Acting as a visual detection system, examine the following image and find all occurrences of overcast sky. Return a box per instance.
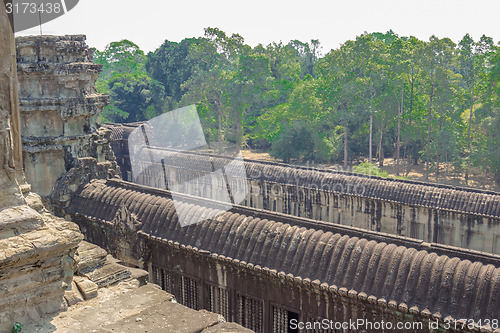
[15,0,500,54]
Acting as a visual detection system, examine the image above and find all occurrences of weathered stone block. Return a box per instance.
[75,240,107,274]
[0,205,43,238]
[73,276,98,300]
[128,267,149,287]
[0,215,82,331]
[64,280,84,306]
[16,35,118,200]
[84,261,131,288]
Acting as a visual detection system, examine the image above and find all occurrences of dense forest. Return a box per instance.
[93,29,500,187]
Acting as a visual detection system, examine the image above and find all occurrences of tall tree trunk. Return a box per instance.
[403,144,408,176]
[378,118,385,167]
[436,149,439,183]
[426,85,434,181]
[344,105,349,169]
[444,150,448,181]
[369,113,373,164]
[465,81,475,185]
[436,120,442,182]
[236,112,242,148]
[369,92,373,164]
[406,70,415,177]
[216,100,223,144]
[436,152,440,182]
[396,84,403,176]
[409,68,414,126]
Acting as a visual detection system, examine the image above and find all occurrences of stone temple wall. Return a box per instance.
[0,14,83,332]
[102,135,500,255]
[69,178,500,332]
[16,35,119,202]
[2,32,245,333]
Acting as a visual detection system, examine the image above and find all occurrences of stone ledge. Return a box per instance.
[64,281,84,306]
[73,276,98,300]
[19,94,107,107]
[75,241,107,274]
[0,215,83,332]
[20,95,108,119]
[82,260,131,288]
[17,62,102,75]
[16,35,90,65]
[24,283,251,333]
[0,205,43,238]
[0,214,82,268]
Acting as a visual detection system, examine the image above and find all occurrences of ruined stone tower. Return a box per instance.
[16,35,119,202]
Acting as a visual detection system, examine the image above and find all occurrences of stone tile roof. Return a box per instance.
[102,121,500,218]
[69,179,500,322]
[132,147,500,218]
[102,122,145,141]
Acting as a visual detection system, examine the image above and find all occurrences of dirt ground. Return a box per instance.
[241,149,500,192]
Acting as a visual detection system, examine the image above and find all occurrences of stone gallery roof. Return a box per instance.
[96,121,500,218]
[107,142,500,219]
[69,179,500,322]
[102,122,145,141]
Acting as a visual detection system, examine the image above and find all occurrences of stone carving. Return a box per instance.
[110,205,147,268]
[0,119,15,180]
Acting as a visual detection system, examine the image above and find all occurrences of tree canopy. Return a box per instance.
[93,30,500,187]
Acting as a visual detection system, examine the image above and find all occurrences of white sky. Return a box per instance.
[16,0,500,54]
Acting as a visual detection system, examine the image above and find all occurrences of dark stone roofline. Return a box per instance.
[152,146,500,197]
[69,178,500,322]
[128,146,500,218]
[107,178,500,267]
[102,121,500,196]
[101,122,500,198]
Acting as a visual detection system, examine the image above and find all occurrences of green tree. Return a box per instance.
[146,37,206,110]
[458,34,494,184]
[93,39,147,85]
[270,126,314,163]
[107,73,165,122]
[352,34,387,164]
[420,36,456,180]
[180,28,245,145]
[318,40,358,168]
[471,40,500,185]
[93,40,166,122]
[387,36,410,174]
